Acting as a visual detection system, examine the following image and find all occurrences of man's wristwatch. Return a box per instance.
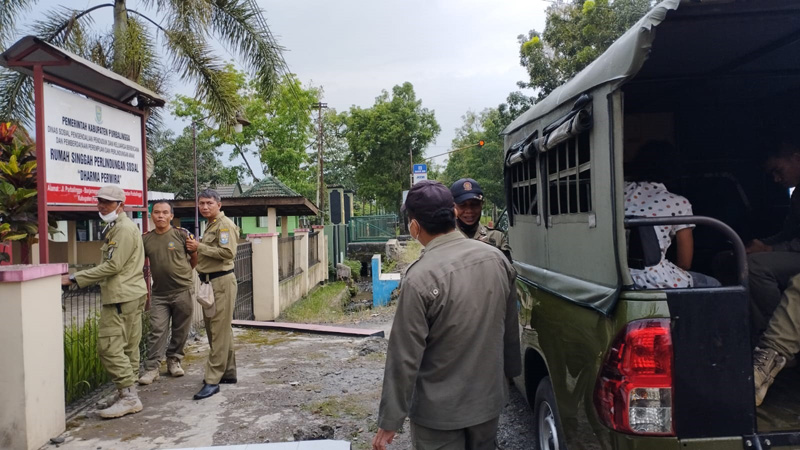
[69,274,76,284]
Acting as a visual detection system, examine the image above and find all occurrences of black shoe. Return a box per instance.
[193,383,220,400]
[220,377,237,384]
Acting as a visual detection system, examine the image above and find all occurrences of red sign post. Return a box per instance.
[1,36,165,263]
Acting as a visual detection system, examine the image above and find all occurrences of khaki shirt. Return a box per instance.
[75,213,147,304]
[459,223,512,261]
[196,212,239,274]
[377,231,521,431]
[143,226,194,295]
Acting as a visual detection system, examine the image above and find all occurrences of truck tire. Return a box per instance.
[534,376,567,450]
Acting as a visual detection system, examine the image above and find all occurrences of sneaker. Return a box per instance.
[754,347,787,406]
[137,368,160,385]
[98,386,143,419]
[167,358,185,377]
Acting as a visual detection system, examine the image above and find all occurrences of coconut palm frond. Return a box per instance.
[29,5,98,47]
[210,0,282,97]
[163,0,213,32]
[164,28,240,128]
[0,71,34,128]
[0,0,38,49]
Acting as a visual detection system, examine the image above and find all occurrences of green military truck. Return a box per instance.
[503,0,800,448]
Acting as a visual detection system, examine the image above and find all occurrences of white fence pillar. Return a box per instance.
[294,229,309,297]
[248,234,280,320]
[0,264,67,450]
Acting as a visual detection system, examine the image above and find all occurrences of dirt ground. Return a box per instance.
[46,307,534,450]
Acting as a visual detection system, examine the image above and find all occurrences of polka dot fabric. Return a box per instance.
[624,181,694,289]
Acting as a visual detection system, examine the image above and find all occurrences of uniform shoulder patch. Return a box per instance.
[177,227,195,240]
[220,230,230,245]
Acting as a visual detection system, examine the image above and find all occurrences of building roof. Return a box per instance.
[209,183,242,198]
[241,176,300,198]
[0,35,165,108]
[161,176,318,217]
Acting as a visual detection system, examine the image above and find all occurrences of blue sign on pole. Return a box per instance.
[412,164,428,185]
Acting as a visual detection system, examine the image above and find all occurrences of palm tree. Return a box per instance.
[0,0,283,129]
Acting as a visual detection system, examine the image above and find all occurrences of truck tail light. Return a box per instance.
[594,318,674,436]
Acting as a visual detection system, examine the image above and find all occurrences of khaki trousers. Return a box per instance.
[143,288,194,371]
[761,272,800,359]
[203,273,237,384]
[410,417,499,450]
[748,252,800,336]
[98,295,146,389]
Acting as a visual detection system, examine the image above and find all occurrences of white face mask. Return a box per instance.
[410,220,421,243]
[99,209,119,223]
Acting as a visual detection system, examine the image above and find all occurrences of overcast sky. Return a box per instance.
[23,0,547,171]
[258,0,547,163]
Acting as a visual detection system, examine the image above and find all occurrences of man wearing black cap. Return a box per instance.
[373,180,521,450]
[450,178,511,261]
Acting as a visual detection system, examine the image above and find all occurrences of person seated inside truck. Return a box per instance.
[746,136,800,337]
[753,271,800,406]
[624,140,721,289]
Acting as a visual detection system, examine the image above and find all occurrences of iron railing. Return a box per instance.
[278,236,296,281]
[308,231,320,267]
[348,214,398,242]
[233,241,254,320]
[62,284,108,405]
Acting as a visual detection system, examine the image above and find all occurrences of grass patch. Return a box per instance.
[279,282,350,323]
[121,433,142,442]
[304,395,371,419]
[63,313,109,404]
[343,260,362,281]
[399,241,422,264]
[364,352,386,363]
[381,258,397,274]
[237,329,293,346]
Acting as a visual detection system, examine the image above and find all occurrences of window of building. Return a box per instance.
[257,216,269,228]
[75,219,105,241]
[546,132,591,215]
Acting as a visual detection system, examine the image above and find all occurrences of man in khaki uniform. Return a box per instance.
[373,180,521,450]
[450,178,511,261]
[138,201,197,385]
[753,273,800,406]
[185,188,239,400]
[61,185,147,419]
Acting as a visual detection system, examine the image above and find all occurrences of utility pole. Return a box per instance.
[409,146,414,188]
[313,102,328,222]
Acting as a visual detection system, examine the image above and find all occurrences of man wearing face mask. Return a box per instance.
[373,180,521,450]
[450,178,511,262]
[61,185,147,419]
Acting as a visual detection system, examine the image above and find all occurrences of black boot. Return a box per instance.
[193,383,220,400]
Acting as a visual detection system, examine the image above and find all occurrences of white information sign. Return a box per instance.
[43,83,144,205]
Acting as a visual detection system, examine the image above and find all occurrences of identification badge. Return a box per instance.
[220,231,230,245]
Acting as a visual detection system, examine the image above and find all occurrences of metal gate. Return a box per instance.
[233,241,254,320]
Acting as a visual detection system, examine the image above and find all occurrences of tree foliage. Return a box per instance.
[518,0,653,100]
[441,92,534,211]
[345,82,440,212]
[0,0,283,131]
[321,109,357,192]
[172,67,320,201]
[147,128,240,199]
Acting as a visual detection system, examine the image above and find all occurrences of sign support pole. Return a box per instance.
[33,63,49,264]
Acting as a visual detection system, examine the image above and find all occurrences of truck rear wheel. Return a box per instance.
[534,376,566,450]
